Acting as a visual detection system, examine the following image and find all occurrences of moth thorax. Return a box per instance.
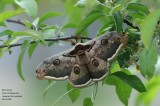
[78,50,85,55]
[76,52,89,64]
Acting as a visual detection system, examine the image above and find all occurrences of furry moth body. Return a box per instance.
[36,31,127,87]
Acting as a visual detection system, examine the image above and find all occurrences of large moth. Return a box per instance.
[36,31,127,87]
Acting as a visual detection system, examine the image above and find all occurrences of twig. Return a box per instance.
[0,36,92,48]
[6,19,39,30]
[123,19,140,31]
[6,19,25,26]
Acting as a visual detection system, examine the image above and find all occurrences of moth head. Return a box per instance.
[35,58,61,80]
[35,60,49,80]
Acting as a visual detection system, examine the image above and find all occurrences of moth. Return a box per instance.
[35,31,127,87]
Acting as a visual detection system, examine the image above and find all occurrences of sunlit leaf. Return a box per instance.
[140,44,158,79]
[141,9,160,49]
[32,17,39,30]
[105,70,132,106]
[128,11,145,19]
[135,76,160,106]
[97,26,111,36]
[17,40,30,81]
[112,71,146,92]
[75,13,105,35]
[87,10,103,17]
[111,0,130,13]
[74,0,86,8]
[126,3,149,14]
[67,83,80,103]
[75,0,100,9]
[0,9,24,24]
[110,61,121,73]
[97,15,113,35]
[13,30,44,42]
[112,11,123,33]
[0,30,13,37]
[0,36,29,57]
[15,0,37,18]
[24,20,33,29]
[83,98,93,106]
[64,0,83,23]
[28,43,37,58]
[39,12,63,24]
[61,23,77,30]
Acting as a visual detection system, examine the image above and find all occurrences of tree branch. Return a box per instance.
[123,19,140,31]
[7,19,141,31]
[0,36,92,48]
[3,19,140,49]
[6,19,26,26]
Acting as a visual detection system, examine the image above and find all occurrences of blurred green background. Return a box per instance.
[0,0,160,106]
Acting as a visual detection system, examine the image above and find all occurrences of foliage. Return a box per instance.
[0,0,160,106]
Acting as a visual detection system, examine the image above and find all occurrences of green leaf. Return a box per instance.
[97,26,111,36]
[0,9,24,24]
[111,0,130,13]
[75,13,105,35]
[41,29,56,38]
[94,3,110,15]
[102,61,120,85]
[126,3,149,14]
[112,71,146,92]
[112,11,123,33]
[0,36,28,57]
[61,23,77,30]
[17,40,30,81]
[110,61,121,73]
[67,83,80,103]
[28,43,37,58]
[15,0,38,18]
[97,15,113,35]
[128,11,145,19]
[74,0,86,8]
[83,98,93,106]
[140,44,158,79]
[75,0,100,9]
[105,70,132,106]
[87,10,103,17]
[13,30,44,42]
[135,76,160,106]
[32,17,39,30]
[0,30,13,37]
[39,12,62,24]
[24,20,33,29]
[43,81,56,100]
[141,9,160,49]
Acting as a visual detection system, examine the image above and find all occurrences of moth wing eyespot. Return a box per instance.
[101,39,108,45]
[73,66,80,74]
[53,59,60,66]
[92,59,99,67]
